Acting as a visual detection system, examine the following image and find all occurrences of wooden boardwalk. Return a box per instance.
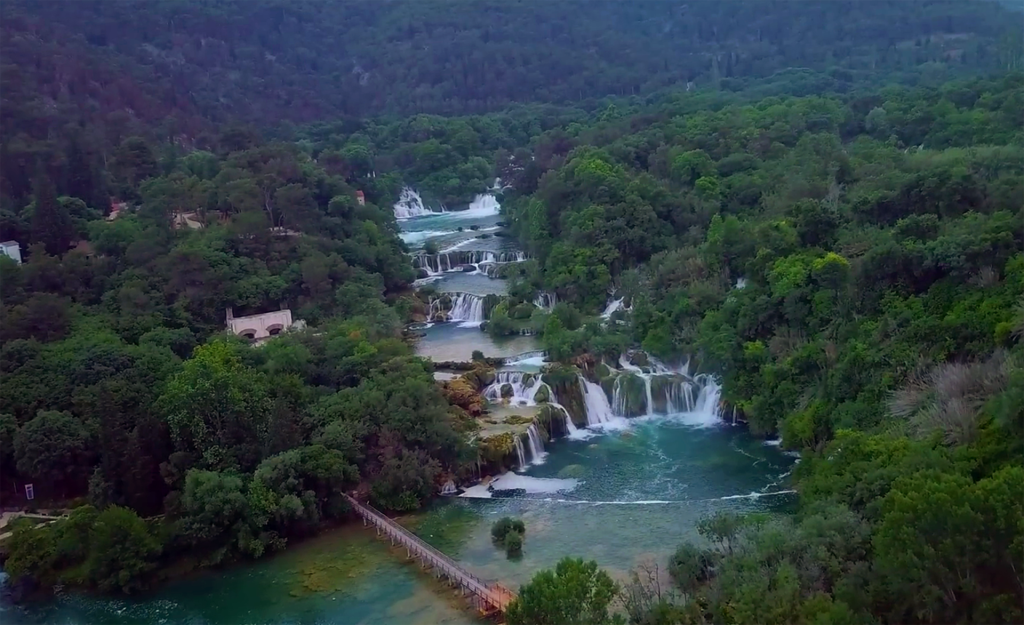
[344,494,516,617]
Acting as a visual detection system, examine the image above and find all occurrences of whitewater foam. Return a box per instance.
[460,473,581,499]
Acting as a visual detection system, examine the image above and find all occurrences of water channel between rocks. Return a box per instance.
[1,190,797,624]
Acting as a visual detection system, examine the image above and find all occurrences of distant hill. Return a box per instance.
[2,0,1021,134]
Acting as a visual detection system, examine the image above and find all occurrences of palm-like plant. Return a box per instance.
[888,351,1010,445]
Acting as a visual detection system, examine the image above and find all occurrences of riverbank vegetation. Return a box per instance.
[0,135,477,595]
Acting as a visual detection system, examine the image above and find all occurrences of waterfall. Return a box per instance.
[503,350,548,368]
[444,293,486,327]
[526,424,546,464]
[600,298,624,320]
[579,375,615,426]
[607,353,723,424]
[464,193,501,217]
[483,371,546,406]
[394,187,445,220]
[549,402,582,439]
[514,436,527,470]
[533,292,557,310]
[691,375,723,426]
[427,292,486,326]
[413,250,528,276]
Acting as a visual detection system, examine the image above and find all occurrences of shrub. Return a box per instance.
[505,530,523,558]
[491,516,515,542]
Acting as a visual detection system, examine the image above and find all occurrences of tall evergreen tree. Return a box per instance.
[30,169,73,255]
[65,133,106,210]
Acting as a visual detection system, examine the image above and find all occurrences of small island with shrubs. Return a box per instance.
[491,517,526,559]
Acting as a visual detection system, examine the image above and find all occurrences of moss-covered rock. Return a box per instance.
[441,378,483,416]
[535,404,563,436]
[522,373,535,388]
[480,432,516,466]
[461,367,496,389]
[629,351,650,369]
[500,383,514,398]
[595,362,612,381]
[533,384,550,403]
[613,373,649,417]
[650,374,688,414]
[482,294,503,319]
[543,364,586,427]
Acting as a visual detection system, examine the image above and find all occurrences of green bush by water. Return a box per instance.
[504,531,523,558]
[491,517,526,543]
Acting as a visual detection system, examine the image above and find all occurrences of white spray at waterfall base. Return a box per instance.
[429,292,486,327]
[393,187,445,219]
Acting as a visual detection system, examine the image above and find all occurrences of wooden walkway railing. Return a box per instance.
[344,494,516,616]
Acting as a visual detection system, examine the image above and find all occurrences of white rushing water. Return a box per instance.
[463,193,502,217]
[429,292,486,327]
[579,375,618,427]
[600,297,625,319]
[460,473,580,498]
[596,354,724,427]
[414,250,528,276]
[483,371,547,406]
[513,436,527,470]
[503,351,548,369]
[533,291,557,310]
[394,187,445,220]
[526,424,546,464]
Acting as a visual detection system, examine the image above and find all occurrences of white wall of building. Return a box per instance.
[227,309,293,340]
[0,241,22,265]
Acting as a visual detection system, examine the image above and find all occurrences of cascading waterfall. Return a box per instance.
[600,297,625,319]
[483,371,546,406]
[533,292,557,310]
[503,350,547,368]
[465,193,501,216]
[430,288,485,325]
[394,187,445,220]
[526,424,546,463]
[413,250,528,276]
[608,354,723,425]
[549,402,581,438]
[514,436,527,469]
[579,375,615,426]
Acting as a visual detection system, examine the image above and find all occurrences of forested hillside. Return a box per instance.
[495,73,1024,624]
[3,0,1022,128]
[0,1,1021,620]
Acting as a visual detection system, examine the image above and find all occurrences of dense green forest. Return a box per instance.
[2,0,1022,128]
[0,0,1022,622]
[498,73,1024,625]
[0,135,485,592]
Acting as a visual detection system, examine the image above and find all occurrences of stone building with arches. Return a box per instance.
[226,307,293,342]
